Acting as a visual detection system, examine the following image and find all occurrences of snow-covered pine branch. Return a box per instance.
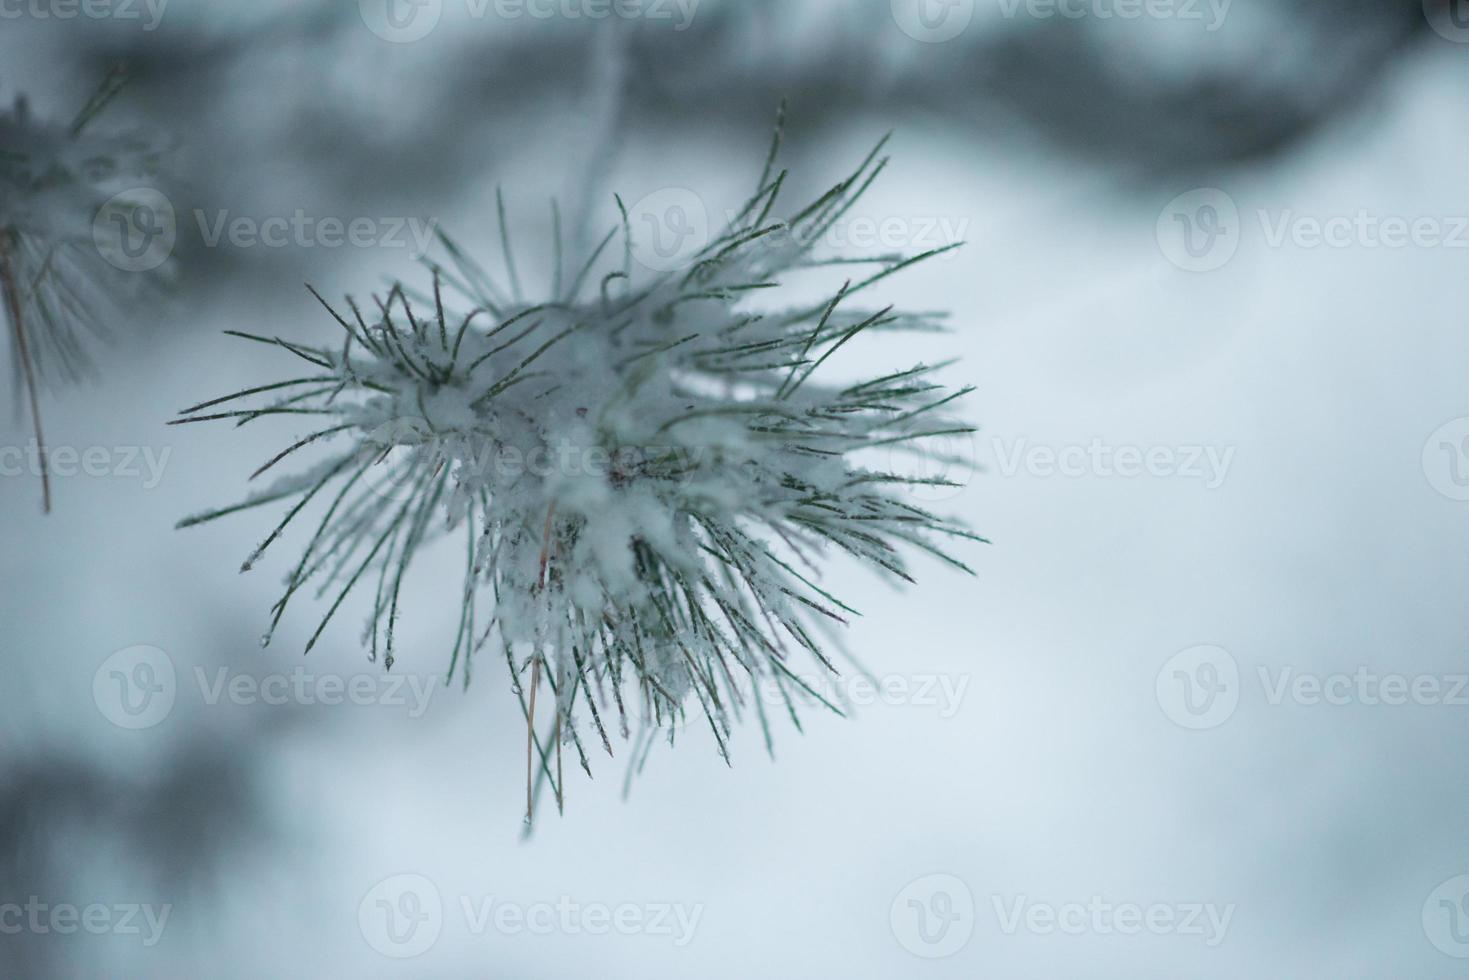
[1,69,172,512]
[174,113,982,820]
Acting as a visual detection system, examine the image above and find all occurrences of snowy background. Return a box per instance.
[2,1,1468,976]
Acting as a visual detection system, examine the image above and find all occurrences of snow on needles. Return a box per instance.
[174,117,983,815]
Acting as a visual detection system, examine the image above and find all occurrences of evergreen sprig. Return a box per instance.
[175,112,982,820]
[1,68,170,512]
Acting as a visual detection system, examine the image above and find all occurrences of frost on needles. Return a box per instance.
[174,115,983,817]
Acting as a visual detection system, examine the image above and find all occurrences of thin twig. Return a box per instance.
[0,234,50,513]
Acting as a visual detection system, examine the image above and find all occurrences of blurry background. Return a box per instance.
[2,1,1467,976]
